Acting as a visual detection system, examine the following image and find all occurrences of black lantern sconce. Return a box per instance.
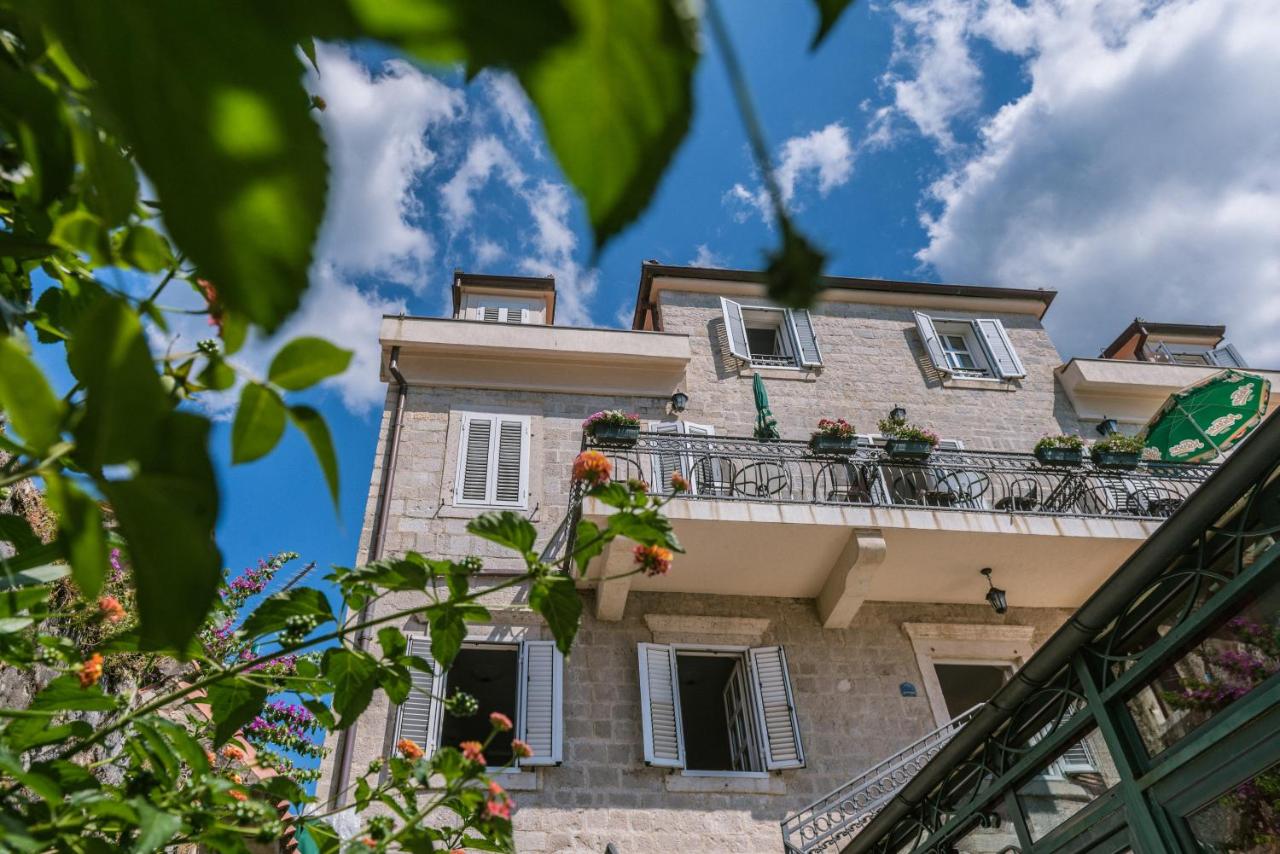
[1096,416,1119,436]
[889,405,907,422]
[670,391,689,414]
[981,568,1008,615]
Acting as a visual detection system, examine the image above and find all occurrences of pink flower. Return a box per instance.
[460,740,486,765]
[489,711,512,732]
[572,450,612,486]
[397,738,424,760]
[98,596,126,623]
[633,544,673,577]
[512,738,533,759]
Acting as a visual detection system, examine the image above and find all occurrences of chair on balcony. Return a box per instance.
[931,470,991,509]
[691,455,736,497]
[1126,485,1185,517]
[885,466,935,506]
[732,461,792,500]
[814,461,873,504]
[993,478,1041,512]
[605,453,647,487]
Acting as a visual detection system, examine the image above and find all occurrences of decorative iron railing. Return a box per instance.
[581,432,1213,521]
[780,705,983,854]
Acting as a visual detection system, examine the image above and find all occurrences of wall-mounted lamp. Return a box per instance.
[1096,417,1118,436]
[670,391,689,413]
[981,568,1008,615]
[889,405,907,422]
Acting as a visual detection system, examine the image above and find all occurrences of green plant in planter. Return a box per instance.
[811,418,857,453]
[1034,434,1086,465]
[1091,433,1146,467]
[583,410,642,443]
[877,417,939,458]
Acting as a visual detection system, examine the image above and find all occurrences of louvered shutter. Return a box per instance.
[973,319,1026,378]
[504,307,524,324]
[493,419,527,506]
[747,646,804,769]
[518,641,563,766]
[1058,738,1097,774]
[649,421,685,494]
[1209,344,1246,368]
[720,297,750,361]
[787,309,823,367]
[913,311,951,375]
[395,636,443,754]
[482,306,501,323]
[637,643,684,767]
[458,417,493,503]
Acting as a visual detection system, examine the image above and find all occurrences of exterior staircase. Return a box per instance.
[779,705,982,854]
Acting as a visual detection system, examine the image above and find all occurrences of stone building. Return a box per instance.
[316,264,1263,853]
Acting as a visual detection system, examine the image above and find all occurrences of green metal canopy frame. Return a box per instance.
[752,372,780,440]
[1143,369,1270,463]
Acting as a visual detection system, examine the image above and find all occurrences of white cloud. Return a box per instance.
[726,122,855,223]
[483,72,538,147]
[689,244,726,268]
[892,0,1280,364]
[310,44,463,289]
[473,238,506,266]
[439,135,526,231]
[517,181,596,326]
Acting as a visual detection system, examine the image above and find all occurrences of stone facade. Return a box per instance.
[318,278,1104,853]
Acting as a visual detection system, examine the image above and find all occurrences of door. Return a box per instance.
[722,656,762,772]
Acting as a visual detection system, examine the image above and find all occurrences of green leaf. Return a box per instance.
[79,129,140,229]
[51,209,110,265]
[607,511,682,551]
[199,357,236,392]
[809,0,857,49]
[288,405,339,507]
[231,382,286,464]
[238,587,334,639]
[0,515,41,555]
[130,798,183,854]
[205,676,267,745]
[570,519,606,573]
[3,718,91,752]
[765,217,827,309]
[0,232,56,261]
[0,335,65,452]
[44,475,109,598]
[30,675,117,713]
[518,0,698,251]
[378,626,407,660]
[467,511,537,554]
[426,606,466,670]
[378,663,412,705]
[0,55,74,206]
[0,563,68,590]
[528,576,582,655]
[268,337,353,391]
[100,412,221,650]
[118,226,173,273]
[322,648,379,727]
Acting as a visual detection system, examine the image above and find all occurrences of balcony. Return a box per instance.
[1055,358,1280,424]
[569,433,1213,625]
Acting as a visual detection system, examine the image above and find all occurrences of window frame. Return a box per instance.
[672,645,769,778]
[721,298,823,369]
[741,306,800,369]
[452,412,531,510]
[934,321,993,378]
[438,641,523,774]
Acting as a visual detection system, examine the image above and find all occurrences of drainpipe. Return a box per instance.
[328,346,408,809]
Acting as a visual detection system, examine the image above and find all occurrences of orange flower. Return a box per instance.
[230,772,243,785]
[205,750,216,765]
[362,839,377,849]
[670,472,690,493]
[489,711,512,732]
[78,653,104,688]
[487,780,505,798]
[626,477,649,493]
[633,544,673,577]
[228,789,248,802]
[484,795,512,820]
[571,450,611,486]
[511,739,533,759]
[460,740,486,765]
[396,738,424,760]
[98,596,126,623]
[221,745,245,762]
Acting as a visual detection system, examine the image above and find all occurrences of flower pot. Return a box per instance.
[885,438,934,459]
[590,424,640,445]
[1092,451,1140,469]
[1035,446,1083,466]
[810,435,857,455]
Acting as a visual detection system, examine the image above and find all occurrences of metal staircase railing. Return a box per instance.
[779,705,983,854]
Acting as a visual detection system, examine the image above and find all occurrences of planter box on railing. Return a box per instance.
[1092,451,1141,469]
[885,439,934,460]
[809,435,857,455]
[588,424,640,445]
[1034,447,1083,466]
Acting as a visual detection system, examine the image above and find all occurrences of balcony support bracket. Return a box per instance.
[593,541,633,622]
[817,528,887,629]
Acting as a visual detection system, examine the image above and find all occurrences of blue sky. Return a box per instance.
[120,0,1280,585]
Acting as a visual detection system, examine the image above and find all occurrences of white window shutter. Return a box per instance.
[683,421,715,438]
[720,297,750,361]
[481,306,501,323]
[493,418,527,506]
[518,641,563,766]
[1209,344,1246,368]
[913,311,951,375]
[787,309,823,367]
[637,643,684,768]
[747,646,804,769]
[458,417,493,503]
[395,636,443,754]
[973,319,1026,378]
[648,420,685,493]
[503,307,524,324]
[1058,739,1096,774]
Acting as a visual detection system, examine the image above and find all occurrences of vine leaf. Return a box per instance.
[232,383,286,464]
[322,648,379,727]
[206,676,268,746]
[0,336,65,453]
[268,337,353,391]
[288,405,340,507]
[529,576,582,655]
[239,588,335,640]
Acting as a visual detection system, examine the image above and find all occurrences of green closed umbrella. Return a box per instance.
[1142,369,1270,463]
[752,372,780,440]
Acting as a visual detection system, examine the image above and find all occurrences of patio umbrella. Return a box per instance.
[752,372,780,440]
[1142,369,1270,463]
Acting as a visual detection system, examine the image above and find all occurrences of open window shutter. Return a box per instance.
[747,646,804,769]
[518,641,563,766]
[503,307,524,324]
[1058,739,1097,774]
[787,309,823,367]
[493,419,527,506]
[973,319,1027,378]
[649,421,685,493]
[637,643,684,767]
[1209,344,1246,368]
[936,439,964,450]
[458,417,493,503]
[481,306,501,323]
[395,636,443,754]
[913,311,951,375]
[720,297,750,361]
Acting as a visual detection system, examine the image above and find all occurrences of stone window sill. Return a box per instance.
[736,365,820,382]
[941,376,1019,391]
[427,768,540,792]
[665,773,786,795]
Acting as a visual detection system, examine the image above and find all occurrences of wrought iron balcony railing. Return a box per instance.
[779,705,983,854]
[580,432,1213,521]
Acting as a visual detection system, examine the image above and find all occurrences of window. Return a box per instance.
[721,298,822,369]
[913,312,1026,380]
[934,662,1010,718]
[647,420,715,495]
[454,413,530,508]
[638,643,804,772]
[459,294,541,324]
[394,637,563,767]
